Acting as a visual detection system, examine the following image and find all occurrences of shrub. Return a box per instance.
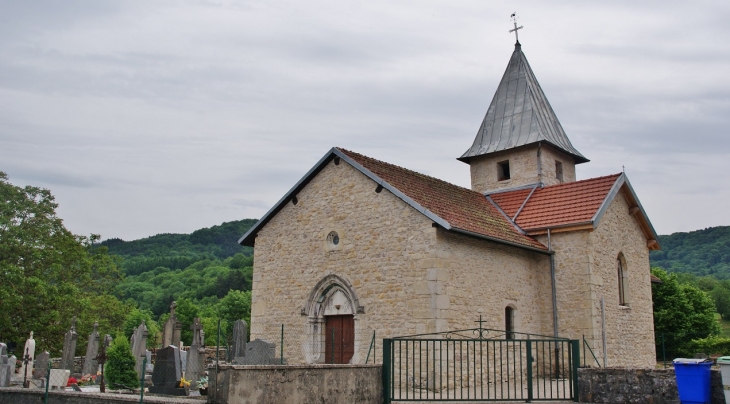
[105,334,139,389]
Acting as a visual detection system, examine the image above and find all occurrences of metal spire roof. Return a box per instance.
[459,43,589,164]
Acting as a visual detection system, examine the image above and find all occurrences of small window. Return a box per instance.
[497,160,511,181]
[618,254,628,306]
[555,161,564,182]
[327,231,340,247]
[505,306,514,340]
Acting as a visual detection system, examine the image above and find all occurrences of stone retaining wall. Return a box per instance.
[578,367,726,404]
[0,387,202,404]
[212,364,382,404]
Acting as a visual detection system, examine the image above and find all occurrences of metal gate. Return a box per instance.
[382,327,579,402]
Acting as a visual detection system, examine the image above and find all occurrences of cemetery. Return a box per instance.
[0,301,306,403]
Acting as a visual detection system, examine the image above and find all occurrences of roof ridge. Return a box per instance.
[337,147,480,196]
[538,173,622,190]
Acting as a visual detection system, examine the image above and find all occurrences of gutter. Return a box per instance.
[448,227,551,256]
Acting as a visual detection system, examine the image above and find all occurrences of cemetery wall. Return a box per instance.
[213,364,382,404]
[577,367,726,404]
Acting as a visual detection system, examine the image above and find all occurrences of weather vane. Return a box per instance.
[509,12,523,45]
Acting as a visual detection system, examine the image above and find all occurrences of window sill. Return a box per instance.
[619,304,631,310]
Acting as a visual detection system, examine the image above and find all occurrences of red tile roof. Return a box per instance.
[338,148,547,251]
[490,174,621,231]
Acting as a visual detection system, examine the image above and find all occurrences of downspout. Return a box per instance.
[549,228,560,379]
[548,228,558,339]
[537,142,543,185]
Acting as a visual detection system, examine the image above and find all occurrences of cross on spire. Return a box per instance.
[509,12,523,45]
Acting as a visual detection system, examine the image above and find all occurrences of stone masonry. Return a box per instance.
[469,143,577,193]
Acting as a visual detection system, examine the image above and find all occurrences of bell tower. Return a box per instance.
[459,33,588,194]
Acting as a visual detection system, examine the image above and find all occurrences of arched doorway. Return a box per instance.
[303,275,363,364]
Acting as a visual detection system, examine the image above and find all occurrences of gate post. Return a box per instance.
[383,339,392,404]
[571,340,580,402]
[526,340,533,403]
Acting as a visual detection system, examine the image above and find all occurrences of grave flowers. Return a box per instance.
[197,376,208,395]
[79,374,97,386]
[66,376,78,387]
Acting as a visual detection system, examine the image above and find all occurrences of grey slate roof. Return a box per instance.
[459,44,589,164]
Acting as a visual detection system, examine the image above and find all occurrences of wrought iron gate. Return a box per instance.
[382,327,579,402]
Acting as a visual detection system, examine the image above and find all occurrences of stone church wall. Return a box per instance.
[470,145,540,193]
[251,159,439,364]
[469,143,577,193]
[587,190,655,368]
[538,145,577,186]
[537,190,655,368]
[432,230,553,336]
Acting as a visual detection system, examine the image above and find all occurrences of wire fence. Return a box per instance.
[655,332,730,368]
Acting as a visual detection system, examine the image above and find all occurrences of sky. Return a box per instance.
[1,0,729,241]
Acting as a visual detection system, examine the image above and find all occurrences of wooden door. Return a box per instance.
[325,315,354,364]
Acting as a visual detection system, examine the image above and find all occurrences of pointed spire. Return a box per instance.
[459,45,588,164]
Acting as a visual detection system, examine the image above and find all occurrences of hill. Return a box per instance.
[101,219,256,276]
[650,226,730,278]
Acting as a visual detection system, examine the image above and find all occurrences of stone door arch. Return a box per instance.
[302,274,364,363]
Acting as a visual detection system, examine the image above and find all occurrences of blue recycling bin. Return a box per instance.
[673,358,713,404]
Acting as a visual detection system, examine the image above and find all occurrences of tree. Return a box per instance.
[216,290,251,336]
[652,268,720,358]
[105,334,139,389]
[0,172,125,354]
[122,308,160,348]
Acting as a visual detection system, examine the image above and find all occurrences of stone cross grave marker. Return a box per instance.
[231,319,248,364]
[82,322,100,375]
[131,321,148,379]
[162,301,182,347]
[61,317,78,371]
[96,335,112,393]
[32,351,50,380]
[19,331,35,383]
[149,345,186,396]
[186,318,205,387]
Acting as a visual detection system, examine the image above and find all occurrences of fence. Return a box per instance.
[655,332,730,368]
[214,321,377,365]
[382,328,580,402]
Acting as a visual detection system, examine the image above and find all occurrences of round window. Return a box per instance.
[327,231,340,246]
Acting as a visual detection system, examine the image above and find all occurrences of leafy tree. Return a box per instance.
[652,268,720,358]
[175,298,200,344]
[122,308,161,348]
[650,226,730,278]
[217,290,252,336]
[0,172,125,354]
[105,334,139,389]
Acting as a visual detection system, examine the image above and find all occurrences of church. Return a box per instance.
[239,40,659,368]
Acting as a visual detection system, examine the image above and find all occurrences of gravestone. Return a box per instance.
[149,345,186,396]
[131,321,148,378]
[0,343,9,387]
[162,302,182,348]
[82,322,100,375]
[49,369,70,389]
[33,351,50,379]
[241,339,279,365]
[231,320,248,364]
[2,356,16,387]
[145,350,153,374]
[185,318,205,387]
[179,349,187,371]
[19,331,36,381]
[61,317,78,371]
